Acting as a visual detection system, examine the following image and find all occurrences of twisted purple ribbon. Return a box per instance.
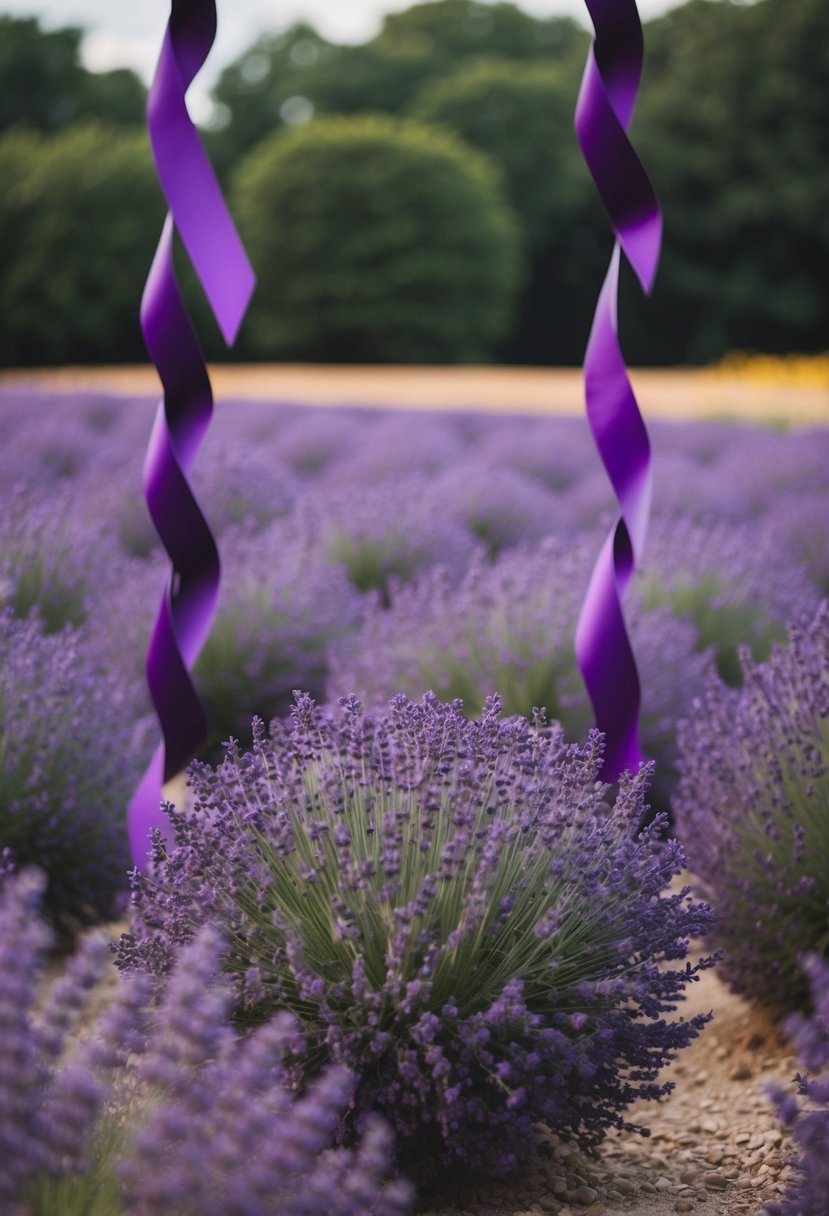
[129,0,255,865]
[573,0,661,781]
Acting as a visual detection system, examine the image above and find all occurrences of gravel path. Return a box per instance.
[416,966,798,1216]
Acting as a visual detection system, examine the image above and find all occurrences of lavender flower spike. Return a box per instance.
[766,955,829,1216]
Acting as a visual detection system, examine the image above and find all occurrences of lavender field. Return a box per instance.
[0,384,827,1216]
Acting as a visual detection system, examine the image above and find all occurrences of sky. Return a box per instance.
[2,0,691,122]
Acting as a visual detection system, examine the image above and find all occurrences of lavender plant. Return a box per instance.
[673,604,829,1009]
[0,870,412,1216]
[327,539,588,723]
[0,484,101,632]
[766,955,829,1216]
[297,476,471,598]
[432,458,567,557]
[117,692,715,1177]
[638,517,819,686]
[328,537,710,810]
[193,521,363,751]
[0,611,143,927]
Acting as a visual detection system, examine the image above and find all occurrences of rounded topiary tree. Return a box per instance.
[230,114,522,363]
[410,58,605,363]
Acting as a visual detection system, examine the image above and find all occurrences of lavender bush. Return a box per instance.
[0,870,412,1216]
[328,538,710,811]
[433,458,568,556]
[766,955,829,1216]
[193,521,363,751]
[638,517,819,686]
[327,540,588,723]
[297,476,471,598]
[0,484,103,632]
[673,604,829,1009]
[117,692,715,1177]
[0,611,145,927]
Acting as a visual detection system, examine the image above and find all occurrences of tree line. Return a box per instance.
[1,0,826,367]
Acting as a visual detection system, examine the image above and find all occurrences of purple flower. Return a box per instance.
[118,692,714,1178]
[674,604,829,1008]
[193,518,363,752]
[0,611,146,927]
[0,872,412,1216]
[296,474,471,599]
[639,515,820,686]
[766,955,829,1216]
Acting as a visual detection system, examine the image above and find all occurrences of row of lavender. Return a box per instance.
[0,387,827,1214]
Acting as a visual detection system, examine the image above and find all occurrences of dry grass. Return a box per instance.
[1,363,827,426]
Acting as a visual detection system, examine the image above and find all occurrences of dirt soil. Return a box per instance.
[416,963,800,1216]
[2,364,827,426]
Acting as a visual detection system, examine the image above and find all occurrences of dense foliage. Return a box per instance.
[229,114,522,363]
[0,17,145,133]
[0,0,826,365]
[0,123,162,366]
[0,871,413,1216]
[117,693,715,1177]
[673,605,829,1010]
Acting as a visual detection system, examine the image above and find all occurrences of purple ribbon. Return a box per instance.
[573,0,661,781]
[129,0,255,865]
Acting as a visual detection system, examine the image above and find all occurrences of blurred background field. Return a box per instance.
[0,0,827,376]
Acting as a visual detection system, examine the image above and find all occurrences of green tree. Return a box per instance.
[411,57,606,362]
[230,114,522,363]
[0,16,145,133]
[375,0,585,65]
[0,123,163,366]
[208,3,586,181]
[625,0,829,363]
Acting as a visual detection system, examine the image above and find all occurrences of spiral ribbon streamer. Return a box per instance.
[129,0,255,864]
[573,0,661,781]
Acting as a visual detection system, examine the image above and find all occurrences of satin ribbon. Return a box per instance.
[573,0,661,781]
[129,0,255,865]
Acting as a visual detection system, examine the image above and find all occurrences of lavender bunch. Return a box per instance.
[472,414,595,491]
[638,516,820,685]
[327,539,589,723]
[328,537,710,809]
[0,483,104,633]
[297,475,471,598]
[0,871,411,1216]
[673,604,829,1009]
[269,406,367,478]
[432,458,568,557]
[190,436,300,534]
[193,520,363,751]
[117,692,714,1177]
[766,955,829,1216]
[327,411,466,486]
[0,611,143,927]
